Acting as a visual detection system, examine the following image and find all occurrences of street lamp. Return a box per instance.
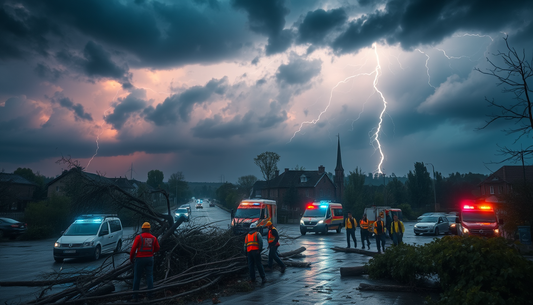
[425,162,437,212]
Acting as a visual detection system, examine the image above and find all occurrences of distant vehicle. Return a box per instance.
[457,202,502,237]
[209,202,215,207]
[232,199,277,235]
[300,201,343,235]
[53,214,123,262]
[365,206,403,229]
[175,208,190,222]
[447,215,459,234]
[414,215,450,235]
[0,217,27,240]
[417,212,438,221]
[180,204,192,213]
[196,203,203,209]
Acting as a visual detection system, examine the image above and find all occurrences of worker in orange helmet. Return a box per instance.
[130,222,160,301]
[266,221,286,273]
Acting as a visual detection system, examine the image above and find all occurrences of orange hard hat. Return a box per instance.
[266,221,273,227]
[142,222,151,229]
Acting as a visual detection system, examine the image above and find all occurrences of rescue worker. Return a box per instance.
[244,223,267,284]
[391,214,405,245]
[359,214,371,249]
[373,214,387,253]
[345,212,357,248]
[385,211,393,239]
[266,221,286,273]
[130,222,160,301]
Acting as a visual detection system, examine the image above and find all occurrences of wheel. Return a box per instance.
[415,233,420,236]
[115,240,122,252]
[434,228,439,236]
[300,228,306,235]
[54,257,64,263]
[336,226,341,233]
[93,245,101,260]
[323,225,328,235]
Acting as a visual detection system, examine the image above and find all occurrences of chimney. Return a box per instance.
[285,168,289,173]
[275,170,279,177]
[318,165,325,174]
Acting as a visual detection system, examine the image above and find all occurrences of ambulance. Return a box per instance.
[364,206,403,229]
[457,202,503,237]
[300,201,343,235]
[231,199,277,235]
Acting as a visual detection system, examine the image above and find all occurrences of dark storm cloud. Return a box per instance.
[19,0,252,68]
[49,92,93,121]
[105,89,148,130]
[297,8,347,45]
[34,63,64,81]
[144,77,228,126]
[330,0,533,54]
[232,0,292,55]
[192,111,254,139]
[276,58,322,86]
[258,101,287,128]
[82,41,131,86]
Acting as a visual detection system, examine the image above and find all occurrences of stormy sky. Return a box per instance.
[1,0,532,182]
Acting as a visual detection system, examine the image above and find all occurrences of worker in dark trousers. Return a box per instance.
[359,214,371,249]
[244,223,267,284]
[373,215,387,253]
[266,221,286,273]
[391,214,405,245]
[130,222,160,301]
[345,212,357,248]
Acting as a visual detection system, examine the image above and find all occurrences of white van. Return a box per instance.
[53,214,123,262]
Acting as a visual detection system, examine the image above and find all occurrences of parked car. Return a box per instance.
[175,208,190,222]
[414,215,450,236]
[196,203,203,209]
[416,212,435,222]
[0,217,27,240]
[53,214,123,262]
[180,204,192,213]
[447,215,459,234]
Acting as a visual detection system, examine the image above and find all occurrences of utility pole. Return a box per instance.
[425,163,437,212]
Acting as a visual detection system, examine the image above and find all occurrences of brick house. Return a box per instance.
[251,137,345,211]
[0,173,37,212]
[479,165,533,203]
[47,168,113,198]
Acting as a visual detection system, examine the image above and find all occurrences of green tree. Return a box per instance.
[406,162,433,210]
[168,172,190,205]
[343,167,366,217]
[254,152,280,181]
[387,176,407,205]
[237,175,258,196]
[147,170,164,189]
[216,183,239,209]
[13,167,46,200]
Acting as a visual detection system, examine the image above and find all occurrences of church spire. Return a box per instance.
[334,134,344,203]
[335,134,343,171]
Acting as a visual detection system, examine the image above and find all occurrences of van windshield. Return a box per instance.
[235,208,260,219]
[303,208,326,217]
[462,211,497,223]
[64,223,101,236]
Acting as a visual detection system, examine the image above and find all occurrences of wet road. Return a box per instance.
[0,204,443,304]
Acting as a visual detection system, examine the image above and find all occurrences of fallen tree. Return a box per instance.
[331,246,378,257]
[340,266,368,277]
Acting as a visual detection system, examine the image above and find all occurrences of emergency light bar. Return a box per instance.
[463,204,493,211]
[307,205,315,209]
[463,205,475,210]
[319,205,328,209]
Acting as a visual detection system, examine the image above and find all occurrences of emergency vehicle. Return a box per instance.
[364,206,403,230]
[457,202,503,237]
[300,201,343,235]
[231,199,277,235]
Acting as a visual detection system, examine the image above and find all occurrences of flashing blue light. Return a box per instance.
[75,218,102,223]
[319,205,328,209]
[253,203,260,206]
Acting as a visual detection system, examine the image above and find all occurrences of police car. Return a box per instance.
[53,214,123,262]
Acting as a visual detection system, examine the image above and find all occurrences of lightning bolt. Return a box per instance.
[370,42,387,174]
[415,49,436,89]
[453,33,494,41]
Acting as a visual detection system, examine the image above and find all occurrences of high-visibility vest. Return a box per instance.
[245,232,260,252]
[268,227,280,247]
[360,219,369,230]
[139,235,155,253]
[345,217,356,229]
[374,221,386,235]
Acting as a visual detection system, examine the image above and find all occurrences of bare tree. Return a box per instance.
[254,151,280,181]
[475,36,533,162]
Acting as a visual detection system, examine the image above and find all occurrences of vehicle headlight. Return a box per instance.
[300,219,304,225]
[494,229,499,234]
[184,213,188,216]
[450,224,456,228]
[54,242,60,248]
[463,227,469,234]
[318,220,324,224]
[83,241,94,247]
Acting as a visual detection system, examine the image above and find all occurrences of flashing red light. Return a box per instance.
[307,205,315,209]
[463,205,475,210]
[479,205,493,210]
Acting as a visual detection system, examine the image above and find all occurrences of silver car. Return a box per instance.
[414,215,450,236]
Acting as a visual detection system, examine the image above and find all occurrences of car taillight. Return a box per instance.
[11,224,19,228]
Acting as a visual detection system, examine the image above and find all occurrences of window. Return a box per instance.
[333,208,343,217]
[110,220,122,233]
[100,222,110,235]
[300,175,307,183]
[326,208,331,218]
[490,186,494,194]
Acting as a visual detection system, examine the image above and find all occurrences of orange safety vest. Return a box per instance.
[360,219,369,230]
[268,227,280,247]
[245,232,260,252]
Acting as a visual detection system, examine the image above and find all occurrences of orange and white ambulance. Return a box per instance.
[231,199,276,235]
[300,201,343,235]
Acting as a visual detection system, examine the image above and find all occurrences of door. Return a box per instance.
[99,222,113,253]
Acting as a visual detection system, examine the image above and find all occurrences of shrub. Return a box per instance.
[366,236,533,305]
[23,195,73,240]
